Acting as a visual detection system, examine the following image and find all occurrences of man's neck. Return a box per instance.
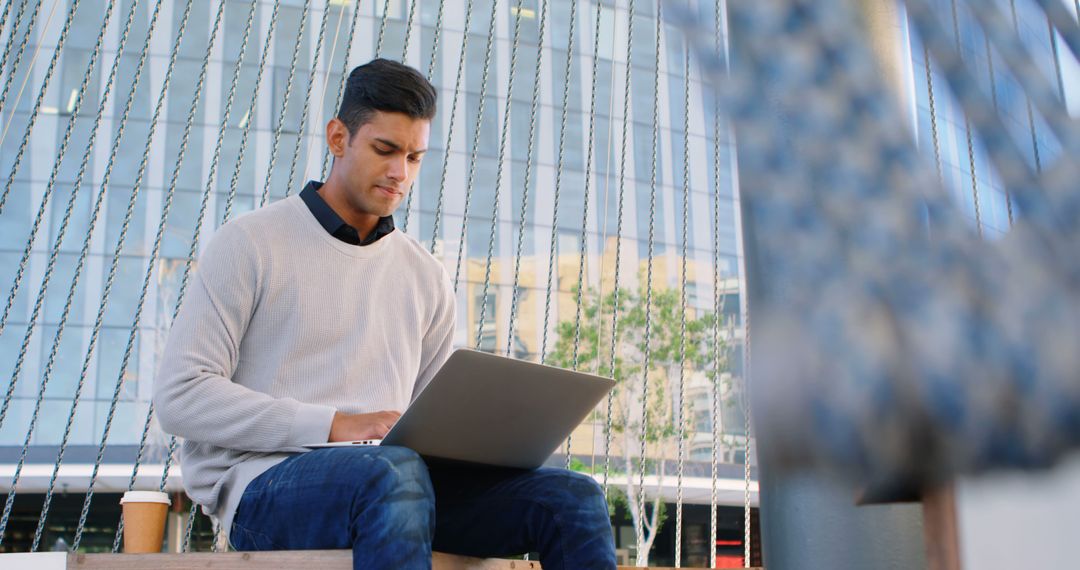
[316,181,379,241]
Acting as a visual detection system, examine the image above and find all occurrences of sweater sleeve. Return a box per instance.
[153,222,336,451]
[411,267,457,400]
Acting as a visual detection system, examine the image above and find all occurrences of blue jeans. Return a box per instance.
[229,446,617,570]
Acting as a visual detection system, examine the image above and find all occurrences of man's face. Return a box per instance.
[328,110,430,218]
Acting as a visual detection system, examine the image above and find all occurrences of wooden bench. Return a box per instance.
[62,551,755,569]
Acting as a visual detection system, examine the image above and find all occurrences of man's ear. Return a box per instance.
[326,117,349,157]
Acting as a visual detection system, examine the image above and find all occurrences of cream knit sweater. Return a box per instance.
[153,195,457,538]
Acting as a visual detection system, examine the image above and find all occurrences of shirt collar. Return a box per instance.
[299,180,396,246]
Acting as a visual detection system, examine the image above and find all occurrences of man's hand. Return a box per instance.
[328,410,401,442]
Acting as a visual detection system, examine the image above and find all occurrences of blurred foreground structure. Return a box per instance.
[686,0,1080,567]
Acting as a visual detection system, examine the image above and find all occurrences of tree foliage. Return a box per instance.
[547,285,728,440]
[547,283,731,563]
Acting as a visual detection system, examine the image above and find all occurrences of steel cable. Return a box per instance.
[0,0,17,71]
[0,0,118,538]
[429,0,477,254]
[0,0,85,335]
[285,0,332,193]
[476,0,528,350]
[182,501,198,551]
[543,0,577,465]
[590,0,621,500]
[711,3,748,562]
[742,328,751,568]
[301,0,349,184]
[924,46,944,180]
[633,1,661,560]
[451,0,502,293]
[232,1,283,211]
[907,0,1071,236]
[204,0,261,229]
[535,0,561,367]
[982,28,1015,226]
[0,0,108,440]
[27,0,166,550]
[570,0,602,466]
[108,0,228,551]
[0,0,62,167]
[0,0,35,121]
[505,0,552,364]
[710,6,725,565]
[376,0,392,57]
[949,0,984,234]
[401,0,447,233]
[1002,0,1054,174]
[674,37,690,570]
[320,0,362,180]
[0,0,82,213]
[261,0,312,203]
[401,0,418,62]
[71,0,196,549]
[603,0,633,501]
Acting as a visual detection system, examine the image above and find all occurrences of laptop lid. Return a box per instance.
[381,349,616,469]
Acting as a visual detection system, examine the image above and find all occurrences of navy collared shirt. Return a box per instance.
[299,180,396,246]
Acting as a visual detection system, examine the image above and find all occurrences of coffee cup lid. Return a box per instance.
[120,490,172,505]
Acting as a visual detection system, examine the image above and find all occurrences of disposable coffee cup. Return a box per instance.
[120,490,171,553]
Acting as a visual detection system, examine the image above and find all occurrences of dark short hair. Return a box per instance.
[336,59,437,136]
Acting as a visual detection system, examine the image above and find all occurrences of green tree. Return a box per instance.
[547,283,729,565]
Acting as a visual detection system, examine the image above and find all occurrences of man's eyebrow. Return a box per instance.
[373,138,427,154]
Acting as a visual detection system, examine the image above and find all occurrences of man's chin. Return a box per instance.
[375,206,401,219]
[361,195,402,217]
[378,199,403,217]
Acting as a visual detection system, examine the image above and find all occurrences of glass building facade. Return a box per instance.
[0,1,747,445]
[908,0,1074,235]
[0,0,752,562]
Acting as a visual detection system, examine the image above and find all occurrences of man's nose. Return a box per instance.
[386,156,407,181]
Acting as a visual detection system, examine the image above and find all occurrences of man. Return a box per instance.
[153,59,616,569]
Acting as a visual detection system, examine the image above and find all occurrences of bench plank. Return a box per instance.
[68,552,533,569]
[66,551,746,569]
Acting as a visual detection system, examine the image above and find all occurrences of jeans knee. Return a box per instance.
[324,448,435,555]
[563,470,604,495]
[313,447,432,538]
[312,447,433,510]
[527,469,614,567]
[550,469,603,497]
[376,446,431,484]
[360,447,434,508]
[531,469,608,517]
[376,445,426,473]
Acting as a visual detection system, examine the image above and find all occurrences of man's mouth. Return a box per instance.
[375,185,402,197]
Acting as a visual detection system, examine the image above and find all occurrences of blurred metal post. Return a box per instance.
[735,0,929,568]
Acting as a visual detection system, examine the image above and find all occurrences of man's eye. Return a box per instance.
[375,148,392,155]
[408,155,422,164]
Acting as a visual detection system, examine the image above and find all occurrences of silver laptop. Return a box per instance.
[308,349,615,469]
